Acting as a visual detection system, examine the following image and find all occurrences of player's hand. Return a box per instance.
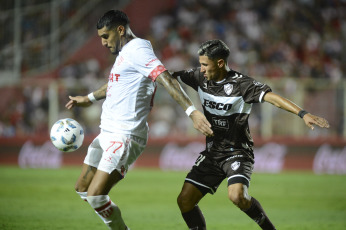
[303,113,330,130]
[65,95,92,109]
[190,110,214,137]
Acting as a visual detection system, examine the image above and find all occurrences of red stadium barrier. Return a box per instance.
[0,136,345,174]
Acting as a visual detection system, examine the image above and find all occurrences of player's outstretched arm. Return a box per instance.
[263,92,330,130]
[65,83,108,110]
[156,71,213,137]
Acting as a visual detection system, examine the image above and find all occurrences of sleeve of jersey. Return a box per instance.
[240,76,272,103]
[131,40,167,82]
[172,68,199,91]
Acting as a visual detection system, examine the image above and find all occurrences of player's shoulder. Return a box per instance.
[228,69,250,80]
[128,38,152,49]
[225,70,255,86]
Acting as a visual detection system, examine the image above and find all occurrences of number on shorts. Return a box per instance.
[195,155,206,166]
[106,141,123,154]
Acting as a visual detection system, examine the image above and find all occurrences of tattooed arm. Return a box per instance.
[156,71,213,137]
[65,83,108,109]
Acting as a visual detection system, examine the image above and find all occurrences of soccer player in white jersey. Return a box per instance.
[172,40,330,230]
[65,10,213,230]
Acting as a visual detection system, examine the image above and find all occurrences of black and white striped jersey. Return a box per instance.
[174,68,272,161]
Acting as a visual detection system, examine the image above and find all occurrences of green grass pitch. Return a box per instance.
[0,166,345,230]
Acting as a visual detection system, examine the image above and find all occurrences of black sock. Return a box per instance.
[182,205,206,230]
[243,197,276,230]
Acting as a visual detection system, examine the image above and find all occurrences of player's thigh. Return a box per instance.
[99,133,146,175]
[223,156,254,188]
[186,154,225,195]
[76,134,103,192]
[75,163,97,192]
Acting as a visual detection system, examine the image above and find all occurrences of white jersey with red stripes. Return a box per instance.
[99,38,166,138]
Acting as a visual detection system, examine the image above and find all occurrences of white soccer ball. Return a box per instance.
[50,118,84,152]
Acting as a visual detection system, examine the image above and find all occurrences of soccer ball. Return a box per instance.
[50,118,84,152]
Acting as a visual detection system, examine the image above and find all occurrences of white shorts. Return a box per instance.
[84,131,147,177]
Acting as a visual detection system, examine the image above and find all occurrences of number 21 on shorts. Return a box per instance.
[195,154,206,166]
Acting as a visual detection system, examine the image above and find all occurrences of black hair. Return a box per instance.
[198,39,230,61]
[96,10,130,30]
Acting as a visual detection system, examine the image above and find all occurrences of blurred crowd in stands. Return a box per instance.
[0,0,100,71]
[147,0,344,138]
[149,0,344,82]
[0,0,344,138]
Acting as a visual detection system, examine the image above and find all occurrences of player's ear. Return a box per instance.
[217,59,225,68]
[117,25,125,36]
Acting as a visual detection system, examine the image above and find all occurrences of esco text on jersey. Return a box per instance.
[203,99,232,111]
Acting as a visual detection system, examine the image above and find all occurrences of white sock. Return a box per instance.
[87,195,126,230]
[76,191,87,201]
[76,191,109,223]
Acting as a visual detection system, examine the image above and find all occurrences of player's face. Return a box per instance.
[199,55,223,82]
[98,26,122,55]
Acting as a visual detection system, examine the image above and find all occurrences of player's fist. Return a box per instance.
[190,110,214,137]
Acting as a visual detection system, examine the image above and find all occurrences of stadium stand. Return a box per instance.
[0,0,344,138]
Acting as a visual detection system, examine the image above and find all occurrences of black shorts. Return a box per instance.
[185,152,254,195]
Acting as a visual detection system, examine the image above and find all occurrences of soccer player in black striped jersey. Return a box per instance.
[174,40,330,230]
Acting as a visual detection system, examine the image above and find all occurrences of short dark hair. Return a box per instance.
[198,40,230,61]
[97,10,130,30]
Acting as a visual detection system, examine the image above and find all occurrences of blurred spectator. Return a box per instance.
[0,0,344,138]
[148,0,344,82]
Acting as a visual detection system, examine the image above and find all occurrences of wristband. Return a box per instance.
[185,105,197,116]
[88,93,97,103]
[298,110,308,118]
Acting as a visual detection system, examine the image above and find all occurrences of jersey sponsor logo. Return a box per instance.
[231,161,241,171]
[203,99,232,111]
[198,88,252,116]
[212,117,229,129]
[224,83,233,95]
[109,73,120,82]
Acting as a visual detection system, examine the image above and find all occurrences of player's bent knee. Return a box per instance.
[228,192,241,205]
[228,191,251,210]
[177,193,185,208]
[177,193,194,212]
